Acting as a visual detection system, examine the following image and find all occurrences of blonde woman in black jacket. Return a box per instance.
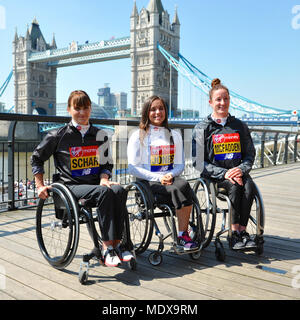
[192,79,256,250]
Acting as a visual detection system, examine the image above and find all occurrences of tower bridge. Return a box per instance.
[27,37,131,67]
[12,0,180,117]
[0,0,298,123]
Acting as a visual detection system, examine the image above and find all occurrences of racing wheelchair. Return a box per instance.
[193,177,265,262]
[36,182,137,285]
[125,180,204,266]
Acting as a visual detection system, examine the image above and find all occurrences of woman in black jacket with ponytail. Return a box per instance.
[192,78,257,250]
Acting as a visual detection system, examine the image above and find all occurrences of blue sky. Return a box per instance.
[0,0,299,113]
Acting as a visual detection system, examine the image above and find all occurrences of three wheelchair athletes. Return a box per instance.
[31,80,262,272]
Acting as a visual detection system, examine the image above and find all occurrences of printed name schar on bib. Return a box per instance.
[69,145,100,176]
[150,145,175,172]
[212,133,241,160]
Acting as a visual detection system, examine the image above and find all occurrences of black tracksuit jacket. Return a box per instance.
[192,114,256,181]
[31,122,113,185]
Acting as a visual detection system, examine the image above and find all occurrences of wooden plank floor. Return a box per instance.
[0,162,299,300]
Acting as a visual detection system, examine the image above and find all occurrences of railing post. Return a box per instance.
[273,132,279,166]
[260,132,266,168]
[284,133,290,164]
[8,121,17,211]
[294,134,298,163]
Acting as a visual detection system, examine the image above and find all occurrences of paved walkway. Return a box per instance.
[0,163,299,300]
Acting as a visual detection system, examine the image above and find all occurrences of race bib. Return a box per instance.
[212,133,241,161]
[150,145,175,172]
[69,145,100,177]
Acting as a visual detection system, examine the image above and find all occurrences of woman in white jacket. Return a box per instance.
[127,96,197,250]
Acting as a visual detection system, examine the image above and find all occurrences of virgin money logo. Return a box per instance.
[70,147,83,157]
[213,134,225,144]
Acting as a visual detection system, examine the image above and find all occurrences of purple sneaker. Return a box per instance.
[178,232,198,251]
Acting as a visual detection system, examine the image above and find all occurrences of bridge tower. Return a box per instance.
[130,0,180,116]
[13,18,57,115]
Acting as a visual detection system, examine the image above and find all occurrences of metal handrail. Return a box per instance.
[0,113,299,212]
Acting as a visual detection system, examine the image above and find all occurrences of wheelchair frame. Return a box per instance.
[36,182,137,285]
[125,180,204,266]
[193,177,265,262]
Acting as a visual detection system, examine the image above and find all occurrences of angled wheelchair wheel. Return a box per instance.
[188,192,204,254]
[126,182,154,254]
[36,183,80,270]
[193,178,216,248]
[247,182,265,255]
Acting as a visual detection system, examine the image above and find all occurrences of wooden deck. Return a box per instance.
[0,162,300,300]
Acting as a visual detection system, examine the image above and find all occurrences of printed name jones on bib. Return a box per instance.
[212,133,241,161]
[70,145,100,176]
[150,145,175,172]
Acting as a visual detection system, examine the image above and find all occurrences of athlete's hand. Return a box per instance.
[160,173,173,185]
[100,178,119,188]
[224,167,243,186]
[37,185,52,199]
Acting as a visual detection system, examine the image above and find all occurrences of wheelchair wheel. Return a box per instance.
[189,250,202,260]
[161,191,204,256]
[36,183,80,270]
[148,251,163,266]
[215,239,226,262]
[78,270,88,285]
[188,194,204,255]
[247,182,265,255]
[193,178,216,248]
[126,182,154,254]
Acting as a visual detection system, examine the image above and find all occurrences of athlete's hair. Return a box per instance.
[139,95,169,131]
[209,78,229,100]
[138,95,169,144]
[67,90,91,109]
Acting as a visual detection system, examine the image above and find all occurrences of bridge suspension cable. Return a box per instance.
[157,43,299,118]
[0,70,13,98]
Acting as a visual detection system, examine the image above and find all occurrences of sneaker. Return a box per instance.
[230,231,245,250]
[177,232,198,251]
[240,230,256,248]
[103,246,121,267]
[115,245,134,262]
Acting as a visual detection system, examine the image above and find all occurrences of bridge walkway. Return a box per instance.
[0,163,299,300]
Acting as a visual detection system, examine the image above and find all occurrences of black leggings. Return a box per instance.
[68,184,127,242]
[217,175,255,227]
[143,177,193,210]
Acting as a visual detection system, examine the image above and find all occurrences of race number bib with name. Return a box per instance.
[69,145,100,177]
[212,133,241,161]
[150,145,175,172]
